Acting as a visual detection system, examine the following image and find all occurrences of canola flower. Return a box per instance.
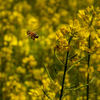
[55,6,100,54]
[54,6,100,100]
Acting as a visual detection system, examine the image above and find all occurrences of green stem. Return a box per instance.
[59,51,69,100]
[43,90,54,100]
[87,12,94,99]
[59,36,72,100]
[87,34,91,100]
[62,74,97,99]
[43,62,60,90]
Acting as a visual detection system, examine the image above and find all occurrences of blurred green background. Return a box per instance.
[0,0,100,100]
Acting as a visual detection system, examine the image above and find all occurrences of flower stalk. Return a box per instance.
[87,11,93,99]
[87,34,91,100]
[59,36,72,100]
[59,51,69,100]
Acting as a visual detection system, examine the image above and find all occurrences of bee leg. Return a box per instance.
[32,37,35,41]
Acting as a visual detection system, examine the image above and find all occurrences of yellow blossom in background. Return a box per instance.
[97,64,100,71]
[60,9,68,17]
[9,76,14,80]
[45,38,51,45]
[29,61,37,66]
[29,55,37,66]
[27,16,38,29]
[42,78,50,91]
[87,0,94,5]
[16,66,26,74]
[10,35,18,46]
[96,50,100,55]
[13,11,19,17]
[88,66,94,73]
[4,34,12,42]
[24,81,34,87]
[29,55,35,61]
[1,47,11,53]
[0,72,6,79]
[18,40,23,46]
[13,1,31,13]
[22,57,29,63]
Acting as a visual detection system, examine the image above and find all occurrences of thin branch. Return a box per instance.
[43,62,60,90]
[43,90,54,100]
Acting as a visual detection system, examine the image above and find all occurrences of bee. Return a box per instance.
[27,30,39,41]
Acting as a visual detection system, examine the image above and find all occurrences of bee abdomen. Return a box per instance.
[35,35,39,38]
[34,33,39,38]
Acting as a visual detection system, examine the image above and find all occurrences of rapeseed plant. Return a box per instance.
[42,6,100,100]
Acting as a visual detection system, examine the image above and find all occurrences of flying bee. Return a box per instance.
[27,30,39,41]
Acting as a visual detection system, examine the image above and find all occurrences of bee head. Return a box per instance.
[27,30,31,36]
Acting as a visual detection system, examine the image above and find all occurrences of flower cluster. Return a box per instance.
[55,6,100,54]
[55,19,81,52]
[78,6,100,53]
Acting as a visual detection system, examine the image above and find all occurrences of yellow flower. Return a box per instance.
[60,25,67,35]
[29,61,37,66]
[97,64,100,71]
[96,50,100,55]
[95,21,100,28]
[78,10,85,19]
[4,34,12,42]
[9,76,14,80]
[28,89,40,96]
[29,55,35,61]
[27,16,38,29]
[97,67,100,71]
[18,40,23,46]
[56,30,63,39]
[88,66,94,73]
[10,35,18,46]
[22,57,29,63]
[13,11,19,17]
[6,81,11,86]
[28,92,33,95]
[59,38,68,46]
